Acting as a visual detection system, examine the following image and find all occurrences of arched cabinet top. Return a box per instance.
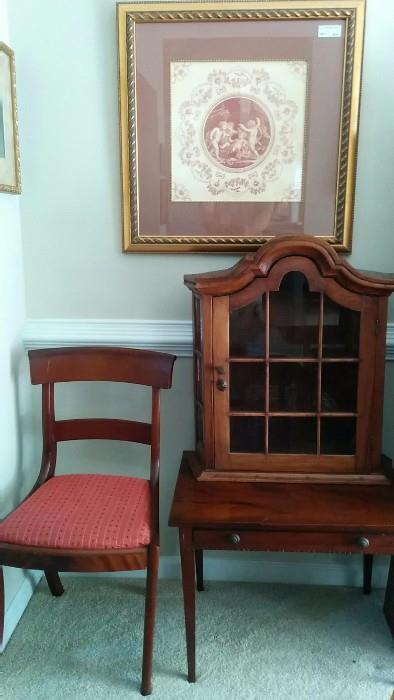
[184,235,394,298]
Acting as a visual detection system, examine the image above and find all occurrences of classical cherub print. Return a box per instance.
[171,60,307,202]
[204,98,272,171]
[208,119,237,159]
[239,117,271,156]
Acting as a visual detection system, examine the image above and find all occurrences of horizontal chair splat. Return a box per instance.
[54,418,152,444]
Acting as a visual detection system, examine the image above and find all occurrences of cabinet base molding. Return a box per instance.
[190,453,391,485]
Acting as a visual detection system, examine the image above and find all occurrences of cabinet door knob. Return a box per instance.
[228,533,241,545]
[216,378,228,391]
[358,536,370,549]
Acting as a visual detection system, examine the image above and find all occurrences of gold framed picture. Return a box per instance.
[0,42,21,194]
[117,1,365,253]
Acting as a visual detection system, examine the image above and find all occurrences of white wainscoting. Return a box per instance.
[387,323,394,360]
[23,318,394,358]
[1,571,42,653]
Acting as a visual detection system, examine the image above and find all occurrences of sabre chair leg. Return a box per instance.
[363,555,374,595]
[141,545,160,696]
[45,570,65,597]
[0,566,4,647]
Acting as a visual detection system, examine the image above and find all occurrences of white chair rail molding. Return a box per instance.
[21,317,394,360]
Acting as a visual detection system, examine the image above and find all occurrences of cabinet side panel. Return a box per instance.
[356,297,379,471]
[192,294,204,463]
[356,296,386,472]
[369,296,389,469]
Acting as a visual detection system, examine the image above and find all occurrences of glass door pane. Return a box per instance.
[269,362,318,412]
[230,416,265,453]
[269,272,320,358]
[269,417,317,454]
[321,363,358,412]
[193,296,202,351]
[320,417,356,454]
[322,297,360,357]
[230,297,265,358]
[230,362,265,412]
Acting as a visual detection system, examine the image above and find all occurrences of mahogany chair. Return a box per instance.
[0,346,176,696]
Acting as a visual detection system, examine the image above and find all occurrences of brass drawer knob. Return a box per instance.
[229,533,241,545]
[358,536,370,549]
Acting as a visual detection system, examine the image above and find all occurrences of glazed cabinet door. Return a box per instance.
[212,264,378,474]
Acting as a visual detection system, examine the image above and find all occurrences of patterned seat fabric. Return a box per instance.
[0,474,151,550]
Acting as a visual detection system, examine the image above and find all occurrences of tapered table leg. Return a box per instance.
[179,527,196,682]
[195,549,204,592]
[383,556,394,637]
[363,554,373,595]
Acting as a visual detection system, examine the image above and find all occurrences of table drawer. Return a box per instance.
[193,529,394,554]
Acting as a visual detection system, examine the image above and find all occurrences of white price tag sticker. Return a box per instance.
[318,25,342,38]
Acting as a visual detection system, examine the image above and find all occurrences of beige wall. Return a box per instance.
[5,0,394,563]
[8,0,393,321]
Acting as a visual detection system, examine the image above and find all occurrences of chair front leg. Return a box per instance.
[141,544,160,696]
[45,570,65,597]
[179,528,196,683]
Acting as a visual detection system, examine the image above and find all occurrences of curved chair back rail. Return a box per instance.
[29,346,175,388]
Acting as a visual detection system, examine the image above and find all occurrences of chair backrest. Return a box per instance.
[28,347,176,512]
[29,346,174,387]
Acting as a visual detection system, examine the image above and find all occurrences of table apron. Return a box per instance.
[192,529,394,554]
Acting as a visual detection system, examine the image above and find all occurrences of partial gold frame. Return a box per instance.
[0,42,21,194]
[117,1,365,253]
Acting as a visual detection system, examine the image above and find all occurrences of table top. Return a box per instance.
[168,452,394,533]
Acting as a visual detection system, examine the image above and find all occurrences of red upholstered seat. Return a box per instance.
[0,474,151,550]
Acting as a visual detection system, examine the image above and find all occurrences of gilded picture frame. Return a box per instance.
[0,42,21,194]
[117,1,365,253]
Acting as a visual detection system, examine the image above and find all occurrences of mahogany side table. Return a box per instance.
[169,451,394,682]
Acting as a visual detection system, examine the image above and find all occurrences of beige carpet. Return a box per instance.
[1,578,393,699]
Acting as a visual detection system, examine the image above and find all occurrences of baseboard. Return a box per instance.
[64,554,389,589]
[199,555,390,588]
[1,570,42,653]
